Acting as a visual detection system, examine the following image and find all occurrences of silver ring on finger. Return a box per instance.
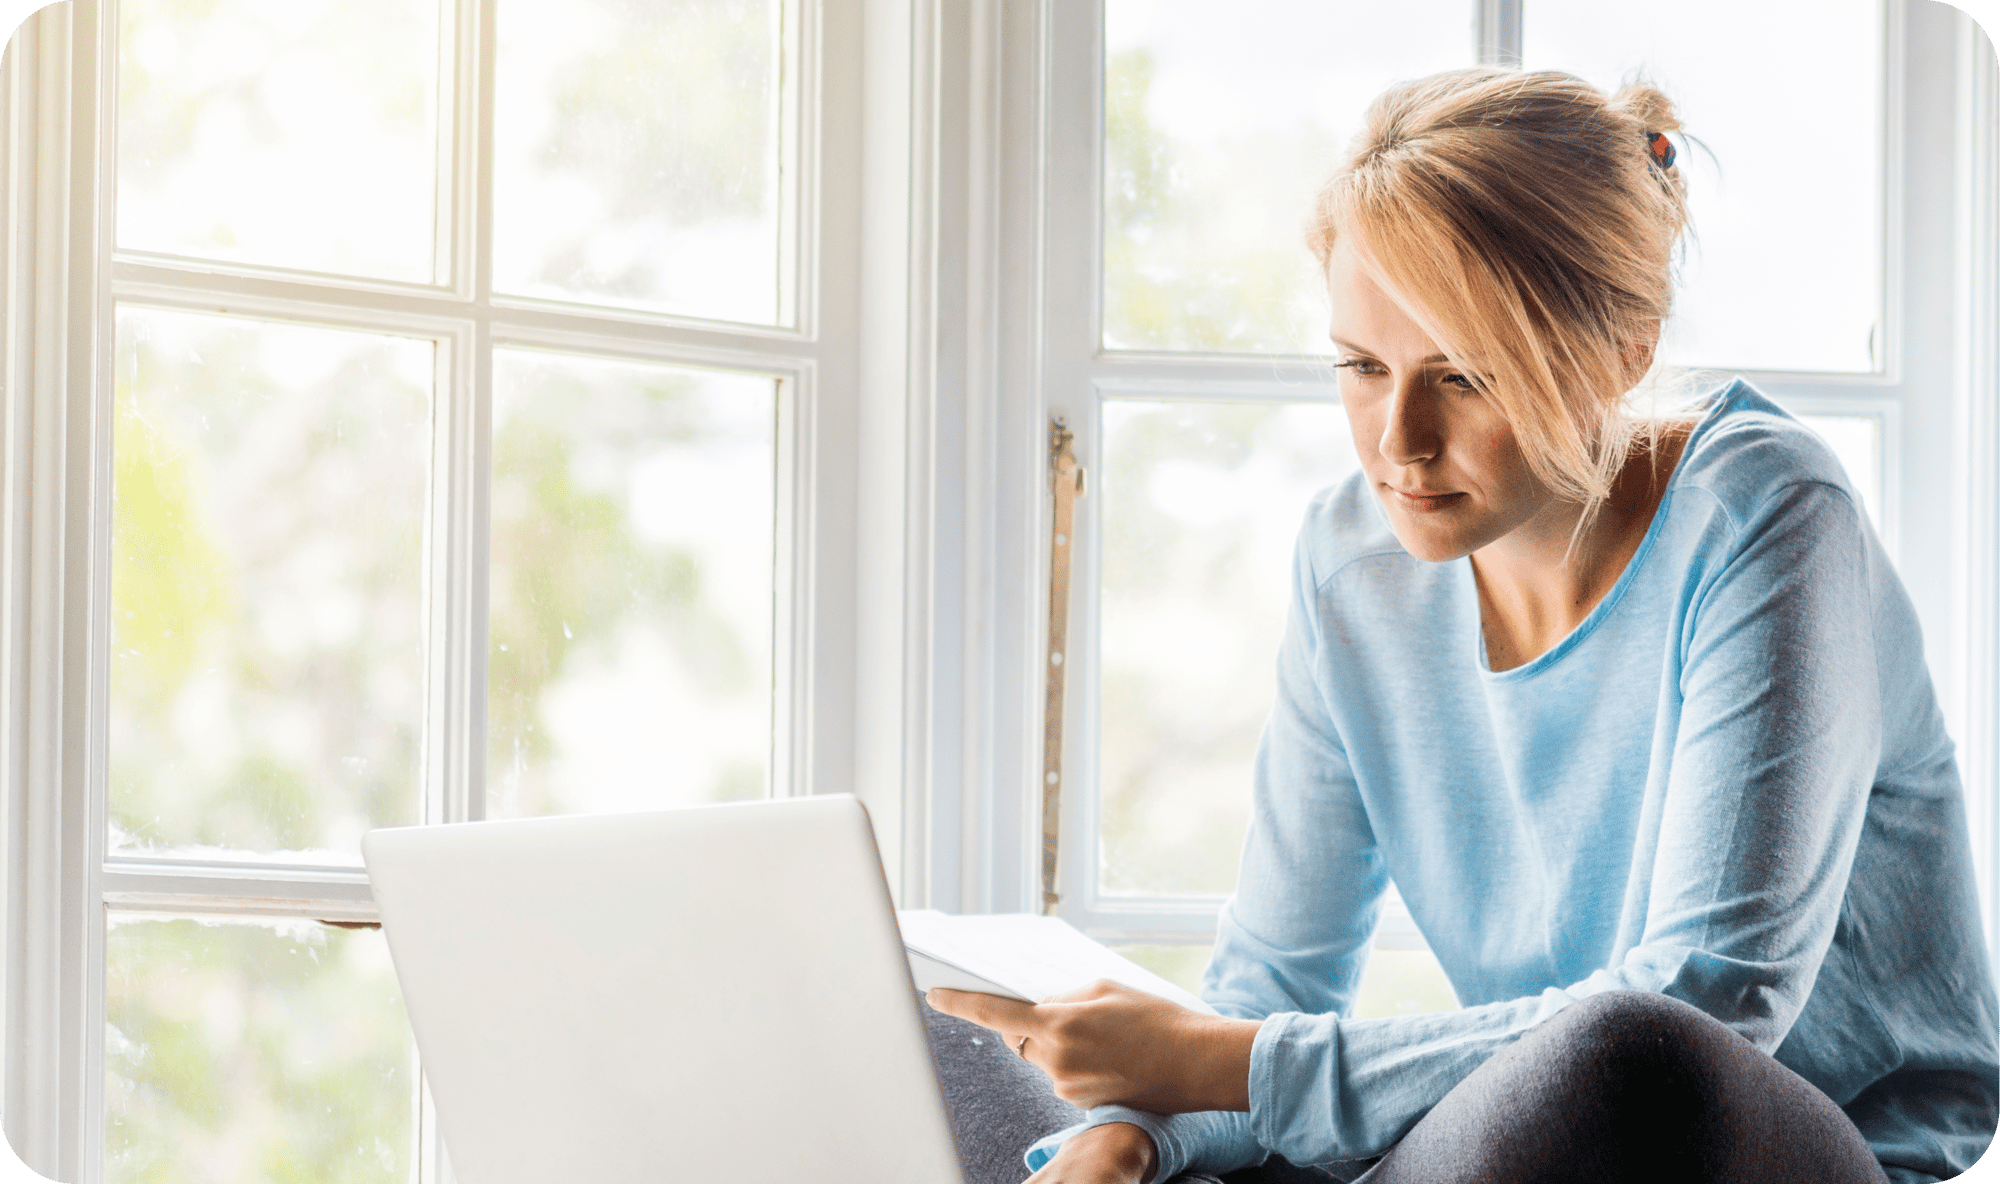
[1015,1034,1031,1059]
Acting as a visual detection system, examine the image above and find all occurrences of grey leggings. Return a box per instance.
[922,990,1892,1184]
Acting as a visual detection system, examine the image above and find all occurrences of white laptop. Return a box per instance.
[362,795,967,1184]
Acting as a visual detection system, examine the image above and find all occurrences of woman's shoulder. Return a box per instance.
[1668,380,1866,533]
[1293,470,1410,590]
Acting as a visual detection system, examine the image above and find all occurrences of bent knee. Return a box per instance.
[1556,990,1721,1039]
[1541,991,1748,1082]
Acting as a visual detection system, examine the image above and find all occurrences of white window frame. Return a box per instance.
[1955,0,2000,974]
[0,0,928,1178]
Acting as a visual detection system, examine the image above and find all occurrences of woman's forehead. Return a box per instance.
[1325,240,1440,358]
[1324,235,1500,374]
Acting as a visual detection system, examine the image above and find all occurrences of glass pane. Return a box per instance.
[1099,400,1359,895]
[1103,0,1474,354]
[117,0,441,282]
[1353,947,1460,1017]
[1796,413,1883,531]
[111,309,430,859]
[1111,942,1459,1017]
[1522,0,1883,372]
[493,0,786,323]
[488,351,776,818]
[105,917,415,1184]
[1110,944,1213,996]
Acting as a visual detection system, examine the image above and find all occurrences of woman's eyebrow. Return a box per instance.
[1330,337,1451,366]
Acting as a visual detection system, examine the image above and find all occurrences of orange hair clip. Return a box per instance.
[1647,131,1677,170]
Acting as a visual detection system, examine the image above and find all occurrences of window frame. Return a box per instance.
[1954,0,2000,983]
[0,0,885,1178]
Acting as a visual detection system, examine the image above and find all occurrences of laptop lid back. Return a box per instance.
[363,795,965,1184]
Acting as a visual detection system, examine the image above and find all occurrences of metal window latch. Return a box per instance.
[1042,418,1085,915]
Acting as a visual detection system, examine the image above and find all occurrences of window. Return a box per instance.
[3,0,874,1178]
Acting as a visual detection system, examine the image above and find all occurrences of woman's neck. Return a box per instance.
[1471,426,1690,672]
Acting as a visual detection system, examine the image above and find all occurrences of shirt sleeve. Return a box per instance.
[1246,479,1888,1164]
[1026,527,1391,1182]
[1024,1109,1265,1181]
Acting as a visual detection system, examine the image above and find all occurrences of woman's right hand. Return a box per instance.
[1027,1122,1159,1184]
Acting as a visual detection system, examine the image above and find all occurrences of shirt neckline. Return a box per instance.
[1475,381,1743,682]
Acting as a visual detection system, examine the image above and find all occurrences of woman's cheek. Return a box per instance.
[1475,420,1532,498]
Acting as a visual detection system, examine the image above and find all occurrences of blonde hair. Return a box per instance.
[1309,68,1691,520]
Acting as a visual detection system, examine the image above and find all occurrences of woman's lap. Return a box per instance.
[924,990,1888,1184]
[1358,991,1890,1184]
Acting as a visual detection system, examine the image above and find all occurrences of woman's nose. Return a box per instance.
[1378,383,1439,466]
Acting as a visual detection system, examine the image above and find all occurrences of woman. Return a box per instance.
[927,68,1999,1184]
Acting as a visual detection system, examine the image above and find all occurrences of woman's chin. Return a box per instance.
[1388,522,1476,564]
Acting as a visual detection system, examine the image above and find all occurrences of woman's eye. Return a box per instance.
[1334,358,1385,377]
[1441,373,1480,393]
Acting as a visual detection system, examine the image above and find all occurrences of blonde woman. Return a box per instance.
[928,68,1998,1184]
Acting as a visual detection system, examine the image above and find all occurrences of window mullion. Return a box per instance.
[1475,0,1524,66]
[426,0,494,833]
[776,0,805,334]
[1040,0,1103,932]
[100,864,376,923]
[470,0,495,307]
[441,0,478,298]
[424,321,485,831]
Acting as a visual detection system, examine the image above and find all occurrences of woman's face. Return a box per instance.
[1326,236,1558,563]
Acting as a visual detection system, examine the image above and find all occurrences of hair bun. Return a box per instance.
[1613,81,1684,139]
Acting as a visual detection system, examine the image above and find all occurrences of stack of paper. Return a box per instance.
[898,909,1217,1015]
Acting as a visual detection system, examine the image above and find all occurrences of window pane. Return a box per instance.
[1522,0,1883,373]
[1111,942,1459,1017]
[1103,0,1474,354]
[493,0,786,324]
[488,351,776,818]
[1109,944,1213,996]
[116,0,441,282]
[110,309,429,859]
[105,917,415,1184]
[1099,400,1359,895]
[1353,947,1460,1017]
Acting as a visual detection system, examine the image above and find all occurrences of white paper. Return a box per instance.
[898,909,1216,1014]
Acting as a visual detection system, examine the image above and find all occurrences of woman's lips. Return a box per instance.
[1385,485,1464,513]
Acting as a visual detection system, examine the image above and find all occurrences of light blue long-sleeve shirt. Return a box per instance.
[1029,383,1998,1183]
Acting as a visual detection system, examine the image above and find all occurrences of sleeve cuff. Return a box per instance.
[1249,1010,1340,1160]
[1025,1108,1184,1181]
[1023,1121,1083,1174]
[1023,1106,1265,1182]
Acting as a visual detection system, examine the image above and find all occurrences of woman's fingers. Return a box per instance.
[927,981,1256,1114]
[924,987,1040,1036]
